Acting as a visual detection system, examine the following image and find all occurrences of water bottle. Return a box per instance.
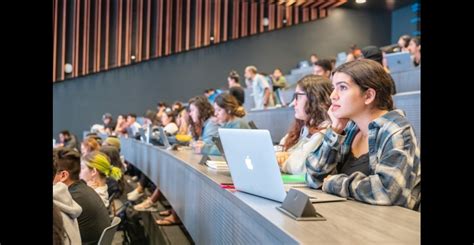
[146,124,152,144]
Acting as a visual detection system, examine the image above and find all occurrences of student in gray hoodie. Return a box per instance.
[53,181,82,245]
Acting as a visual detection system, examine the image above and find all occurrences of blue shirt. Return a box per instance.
[208,89,223,104]
[249,74,273,109]
[201,117,250,155]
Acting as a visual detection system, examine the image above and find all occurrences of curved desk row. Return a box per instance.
[121,138,420,244]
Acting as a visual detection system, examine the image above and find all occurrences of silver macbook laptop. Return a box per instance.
[158,127,171,149]
[138,128,146,142]
[219,128,346,203]
[386,52,413,73]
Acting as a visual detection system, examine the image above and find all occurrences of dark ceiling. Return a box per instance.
[341,0,418,11]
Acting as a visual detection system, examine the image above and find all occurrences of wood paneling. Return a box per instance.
[53,0,58,81]
[53,0,347,82]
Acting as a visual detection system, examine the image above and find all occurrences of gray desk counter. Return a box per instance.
[121,138,420,244]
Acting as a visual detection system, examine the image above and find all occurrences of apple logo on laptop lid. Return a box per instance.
[245,156,254,170]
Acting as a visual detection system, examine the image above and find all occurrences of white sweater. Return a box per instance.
[279,125,328,174]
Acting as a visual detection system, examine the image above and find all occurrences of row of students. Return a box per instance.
[277,59,420,209]
[135,59,420,212]
[94,59,420,234]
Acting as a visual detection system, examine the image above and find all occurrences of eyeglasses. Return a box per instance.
[292,92,307,102]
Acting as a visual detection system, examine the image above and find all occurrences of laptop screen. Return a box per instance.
[212,136,226,160]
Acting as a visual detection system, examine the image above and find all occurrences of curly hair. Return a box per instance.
[283,75,332,150]
[188,95,215,140]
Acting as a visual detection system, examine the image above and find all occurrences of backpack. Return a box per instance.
[118,202,149,245]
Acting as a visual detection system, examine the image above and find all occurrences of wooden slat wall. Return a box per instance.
[268,3,275,30]
[241,1,248,37]
[250,1,257,35]
[137,0,143,62]
[145,0,151,59]
[95,0,102,72]
[214,0,221,43]
[116,0,123,67]
[124,0,131,64]
[276,3,283,28]
[223,0,228,41]
[286,5,293,26]
[302,6,309,22]
[165,0,172,55]
[185,0,191,50]
[72,0,79,76]
[195,0,202,47]
[203,0,211,45]
[176,0,183,51]
[60,0,66,80]
[294,3,299,24]
[319,7,327,18]
[53,0,347,82]
[156,0,163,57]
[232,0,239,39]
[105,0,110,69]
[53,0,58,81]
[311,4,318,20]
[259,0,264,32]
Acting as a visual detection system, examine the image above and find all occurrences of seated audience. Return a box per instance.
[53,148,111,244]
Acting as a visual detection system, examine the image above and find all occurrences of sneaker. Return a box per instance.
[134,198,158,212]
[127,189,144,201]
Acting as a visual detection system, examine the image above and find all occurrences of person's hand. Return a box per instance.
[328,105,350,134]
[275,151,289,167]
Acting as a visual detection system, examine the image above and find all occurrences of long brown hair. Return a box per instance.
[214,92,246,118]
[188,95,214,140]
[283,75,332,150]
[334,59,394,110]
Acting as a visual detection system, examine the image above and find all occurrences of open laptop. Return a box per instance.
[386,52,413,72]
[219,128,346,203]
[158,127,171,149]
[126,127,136,139]
[248,121,258,129]
[138,128,146,142]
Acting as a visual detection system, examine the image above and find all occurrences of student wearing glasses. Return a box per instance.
[276,75,332,174]
[305,59,420,210]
